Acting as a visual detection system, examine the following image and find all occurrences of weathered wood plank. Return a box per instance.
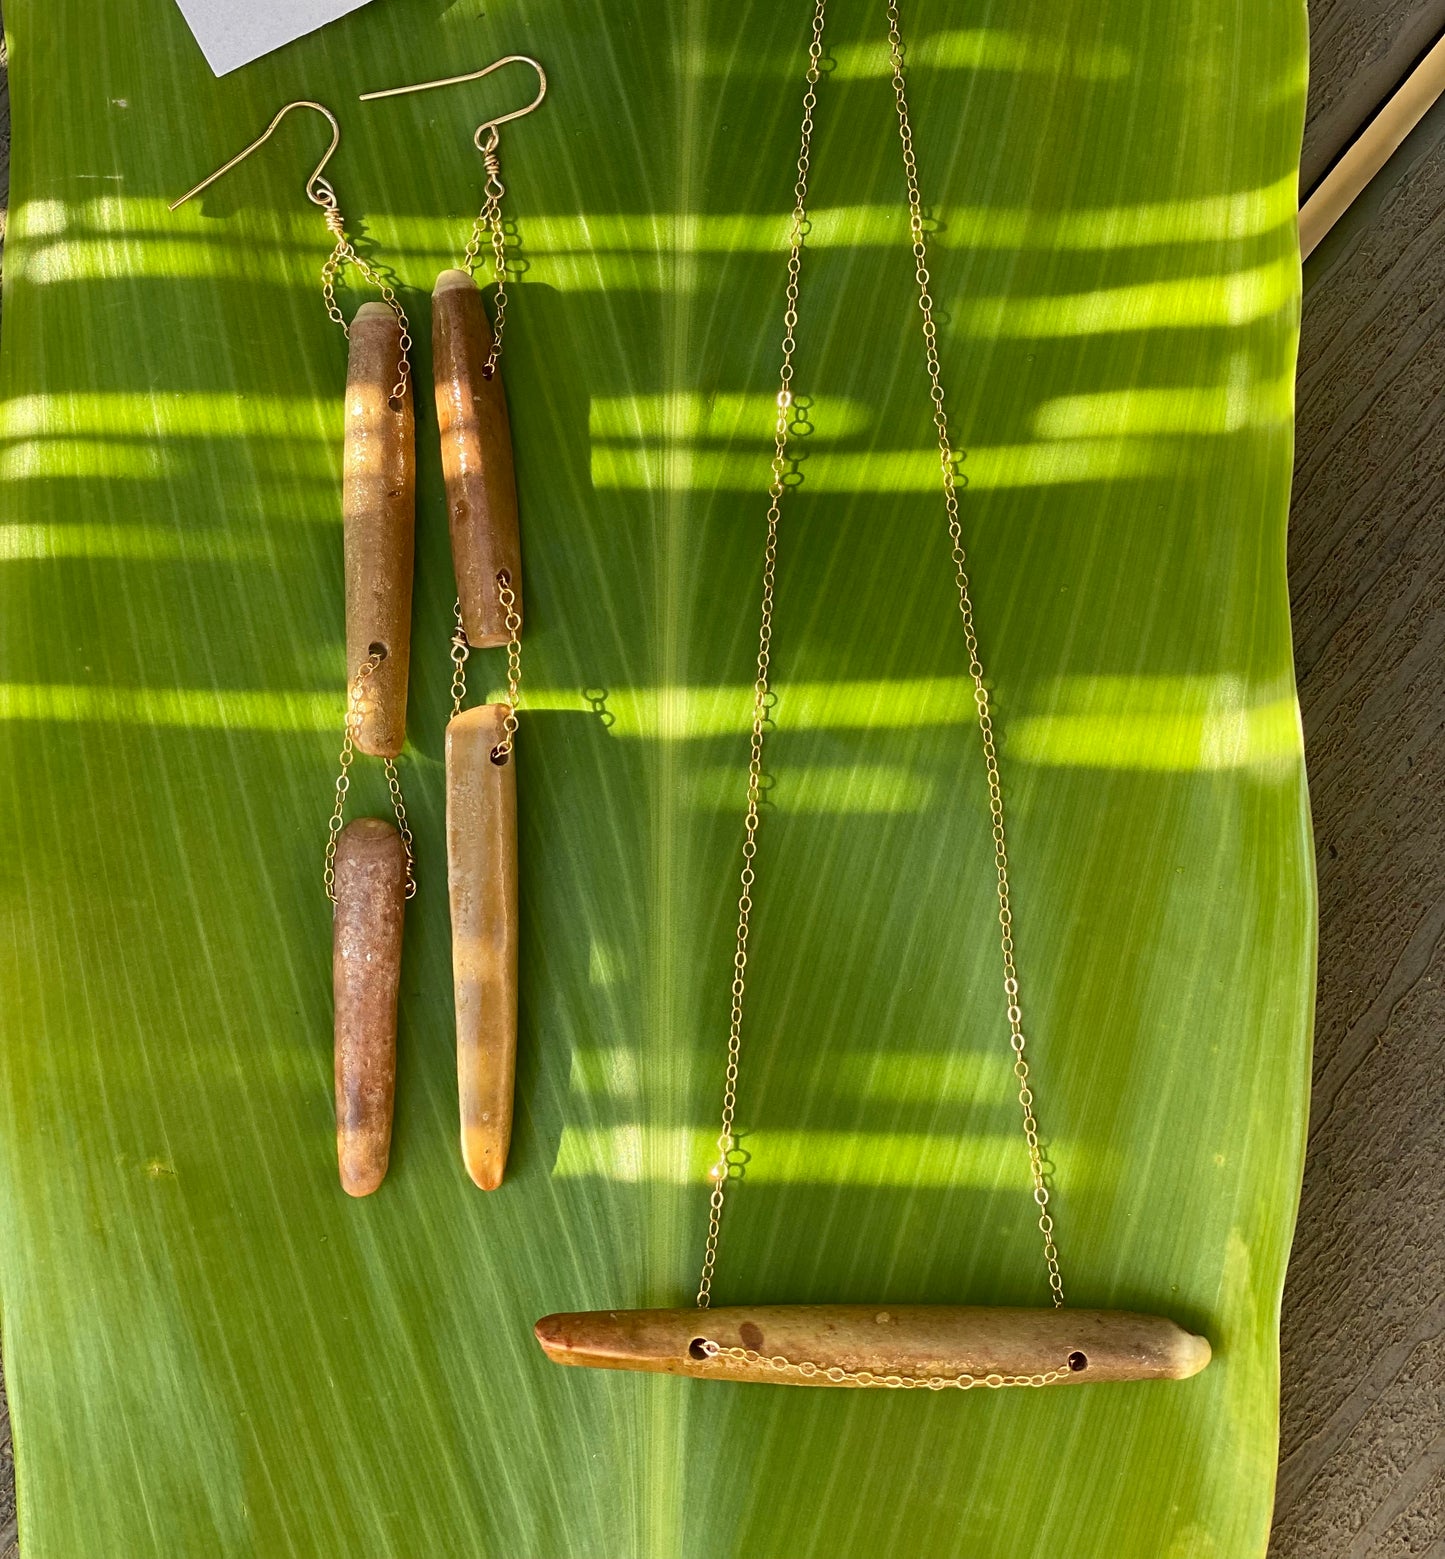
[1302,0,1445,191]
[1271,66,1445,1559]
[0,1372,14,1559]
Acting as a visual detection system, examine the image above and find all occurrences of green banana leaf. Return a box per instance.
[0,0,1314,1554]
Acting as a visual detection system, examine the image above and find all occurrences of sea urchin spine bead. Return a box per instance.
[446,703,519,1189]
[432,269,522,648]
[344,302,415,757]
[332,817,408,1197]
[533,1305,1212,1386]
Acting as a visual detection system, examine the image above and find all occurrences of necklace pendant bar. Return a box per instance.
[534,1305,1210,1387]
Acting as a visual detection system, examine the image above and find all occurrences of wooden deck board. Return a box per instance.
[1271,35,1445,1554]
[1302,0,1445,189]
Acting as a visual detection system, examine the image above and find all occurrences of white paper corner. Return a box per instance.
[173,0,376,76]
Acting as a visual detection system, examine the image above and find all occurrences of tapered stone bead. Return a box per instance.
[446,703,518,1189]
[533,1305,1212,1386]
[344,302,415,757]
[332,817,408,1197]
[432,269,521,648]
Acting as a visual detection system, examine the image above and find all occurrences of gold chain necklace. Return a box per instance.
[696,0,1061,1317]
[535,0,1210,1392]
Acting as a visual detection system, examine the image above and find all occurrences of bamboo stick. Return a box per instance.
[1300,32,1445,260]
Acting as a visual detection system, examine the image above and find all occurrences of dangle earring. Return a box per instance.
[362,57,547,1191]
[172,103,417,1199]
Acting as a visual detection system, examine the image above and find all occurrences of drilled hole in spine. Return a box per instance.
[1068,1351,1088,1372]
[490,746,511,767]
[688,1338,709,1361]
[368,642,388,660]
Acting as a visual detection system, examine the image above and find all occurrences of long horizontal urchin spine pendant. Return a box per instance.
[535,1307,1211,1388]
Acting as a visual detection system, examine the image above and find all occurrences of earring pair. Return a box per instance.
[171,57,547,1199]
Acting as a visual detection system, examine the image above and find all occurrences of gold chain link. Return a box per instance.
[323,656,373,903]
[450,600,471,720]
[697,1340,1066,1391]
[696,0,827,1311]
[316,187,412,403]
[383,755,418,900]
[463,129,509,377]
[449,575,521,758]
[491,572,523,761]
[696,0,1065,1314]
[883,0,1062,1306]
[323,653,417,902]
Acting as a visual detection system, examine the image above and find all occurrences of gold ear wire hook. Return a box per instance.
[169,100,344,212]
[361,56,545,367]
[360,55,547,151]
[170,98,412,403]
